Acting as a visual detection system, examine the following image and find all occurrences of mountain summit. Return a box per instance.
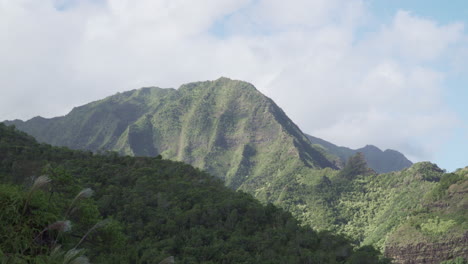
[4,78,467,263]
[7,78,336,192]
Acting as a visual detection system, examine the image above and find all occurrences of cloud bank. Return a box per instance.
[0,0,466,162]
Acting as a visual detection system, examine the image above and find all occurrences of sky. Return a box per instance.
[0,0,467,171]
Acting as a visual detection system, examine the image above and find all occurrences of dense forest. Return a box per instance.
[4,78,468,263]
[276,153,468,255]
[0,123,391,263]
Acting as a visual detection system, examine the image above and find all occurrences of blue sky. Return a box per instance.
[210,0,468,171]
[371,0,468,25]
[435,77,468,171]
[369,1,468,171]
[0,0,467,171]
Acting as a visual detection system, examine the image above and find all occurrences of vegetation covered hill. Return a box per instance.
[276,152,468,263]
[306,134,412,173]
[0,123,389,263]
[6,78,336,195]
[4,78,466,263]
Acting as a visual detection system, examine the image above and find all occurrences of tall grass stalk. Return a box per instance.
[74,219,109,249]
[64,188,94,218]
[22,175,51,215]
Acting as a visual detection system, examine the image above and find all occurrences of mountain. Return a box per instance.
[2,123,466,264]
[306,134,412,173]
[4,78,466,263]
[0,123,389,263]
[6,77,336,195]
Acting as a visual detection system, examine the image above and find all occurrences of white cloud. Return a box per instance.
[250,7,464,161]
[376,11,464,62]
[0,0,466,162]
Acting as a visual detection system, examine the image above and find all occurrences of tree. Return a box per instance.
[339,152,370,180]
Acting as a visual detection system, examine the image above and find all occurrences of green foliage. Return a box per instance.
[337,152,370,180]
[276,158,467,261]
[2,77,465,262]
[5,77,337,193]
[429,172,465,200]
[420,217,456,236]
[0,181,125,263]
[345,246,392,264]
[0,123,388,263]
[411,162,444,182]
[441,257,468,264]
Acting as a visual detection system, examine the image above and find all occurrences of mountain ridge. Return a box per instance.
[306,134,412,173]
[6,78,337,193]
[3,78,466,263]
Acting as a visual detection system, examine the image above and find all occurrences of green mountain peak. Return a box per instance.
[6,78,336,194]
[3,78,467,263]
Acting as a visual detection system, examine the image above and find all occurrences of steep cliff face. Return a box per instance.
[385,232,468,264]
[6,78,336,193]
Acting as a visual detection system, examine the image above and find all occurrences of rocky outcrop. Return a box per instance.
[384,232,468,263]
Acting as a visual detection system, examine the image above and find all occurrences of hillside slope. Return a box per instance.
[306,134,412,173]
[6,78,336,195]
[4,78,466,263]
[0,123,389,263]
[277,153,468,263]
